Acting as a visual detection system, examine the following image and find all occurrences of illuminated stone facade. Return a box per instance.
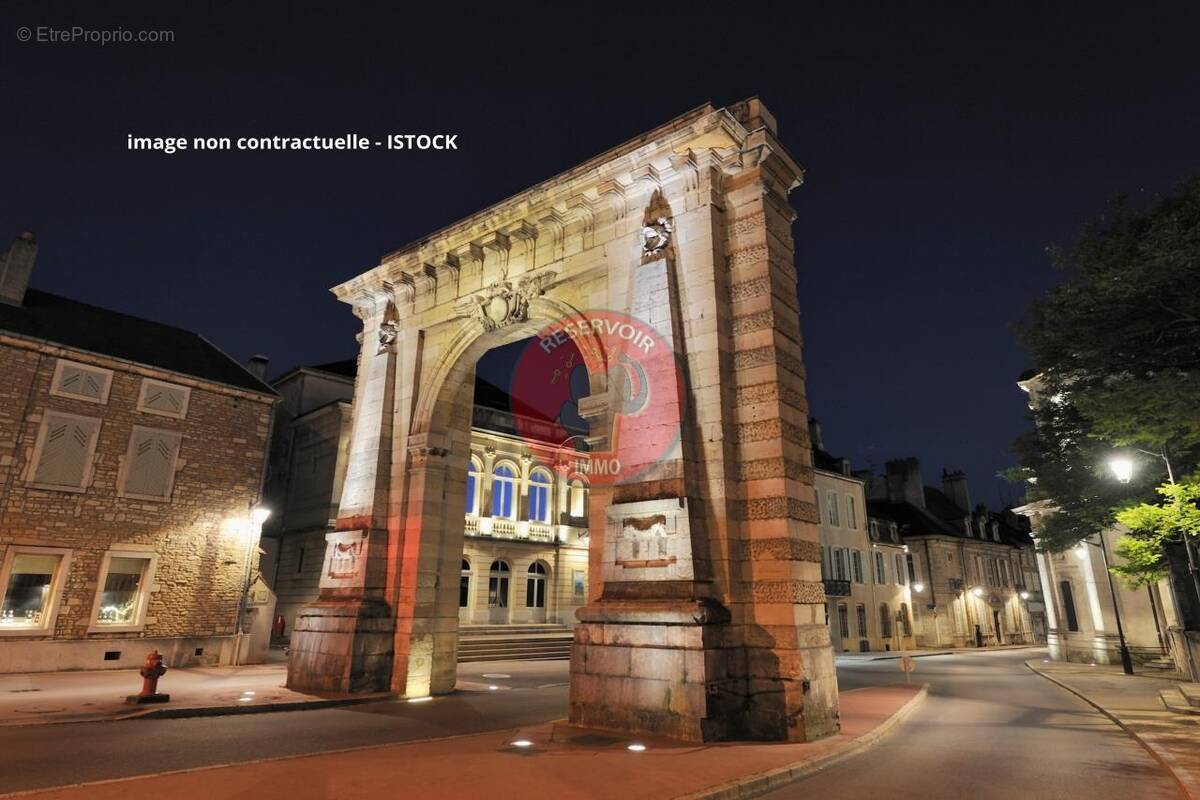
[286,100,838,742]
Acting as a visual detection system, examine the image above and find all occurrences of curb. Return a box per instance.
[866,652,951,661]
[676,683,929,800]
[0,692,396,728]
[1025,660,1195,800]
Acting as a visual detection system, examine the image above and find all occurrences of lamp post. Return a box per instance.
[233,503,270,666]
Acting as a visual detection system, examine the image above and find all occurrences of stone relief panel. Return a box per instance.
[319,529,369,589]
[602,498,695,584]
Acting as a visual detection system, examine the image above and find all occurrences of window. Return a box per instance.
[832,548,848,581]
[1060,581,1079,632]
[869,520,879,540]
[492,464,517,519]
[459,559,471,608]
[488,560,510,608]
[906,553,917,584]
[119,427,182,500]
[874,551,887,585]
[27,411,101,491]
[850,550,864,584]
[855,604,867,637]
[136,378,190,419]
[900,603,912,636]
[879,604,892,638]
[826,491,840,526]
[91,550,156,630]
[991,521,1000,542]
[526,562,547,608]
[0,547,70,634]
[837,604,849,642]
[465,461,479,515]
[895,553,907,585]
[964,518,973,537]
[845,496,857,529]
[50,359,112,404]
[569,479,587,518]
[572,569,586,599]
[528,469,552,523]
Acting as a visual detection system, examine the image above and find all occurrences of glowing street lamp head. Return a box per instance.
[1074,545,1088,560]
[1109,457,1134,485]
[1019,590,1030,600]
[971,586,984,598]
[251,506,271,525]
[911,582,925,593]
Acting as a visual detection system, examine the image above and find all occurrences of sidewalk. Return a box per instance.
[4,683,925,800]
[836,644,1043,661]
[0,663,385,725]
[1027,658,1200,799]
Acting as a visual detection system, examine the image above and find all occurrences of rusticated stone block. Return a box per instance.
[749,579,825,604]
[740,537,821,562]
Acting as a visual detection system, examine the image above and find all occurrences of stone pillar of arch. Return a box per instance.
[286,98,838,741]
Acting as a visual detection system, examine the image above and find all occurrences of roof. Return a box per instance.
[306,359,357,379]
[811,447,846,473]
[867,496,1033,548]
[0,289,275,396]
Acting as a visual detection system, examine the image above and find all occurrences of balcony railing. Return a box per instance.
[823,579,851,598]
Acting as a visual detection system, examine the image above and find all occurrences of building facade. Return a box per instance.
[0,232,276,672]
[865,459,1043,649]
[1015,372,1181,668]
[262,363,590,640]
[811,421,915,653]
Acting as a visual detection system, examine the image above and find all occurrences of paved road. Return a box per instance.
[0,649,1182,798]
[767,648,1181,800]
[0,660,569,795]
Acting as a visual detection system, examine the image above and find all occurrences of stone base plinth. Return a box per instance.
[569,599,734,742]
[739,622,839,742]
[287,598,394,694]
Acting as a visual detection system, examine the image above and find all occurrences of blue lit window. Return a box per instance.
[493,464,516,519]
[528,470,551,523]
[465,462,478,515]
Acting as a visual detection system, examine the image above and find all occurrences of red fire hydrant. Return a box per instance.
[125,649,171,705]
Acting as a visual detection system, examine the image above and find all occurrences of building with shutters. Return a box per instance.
[810,420,916,653]
[0,232,276,673]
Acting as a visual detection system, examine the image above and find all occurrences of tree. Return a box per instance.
[1011,176,1200,584]
[1111,482,1200,587]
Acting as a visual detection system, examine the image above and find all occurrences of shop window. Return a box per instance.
[50,359,112,404]
[91,550,156,631]
[492,464,517,519]
[0,547,70,634]
[119,427,182,500]
[488,560,510,608]
[136,378,190,419]
[28,411,102,491]
[526,562,547,608]
[528,469,552,523]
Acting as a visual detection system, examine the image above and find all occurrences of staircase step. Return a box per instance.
[1159,688,1200,715]
[1178,683,1200,708]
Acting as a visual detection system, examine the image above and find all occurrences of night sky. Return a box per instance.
[4,2,1198,507]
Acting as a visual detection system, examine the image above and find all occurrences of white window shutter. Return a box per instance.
[55,363,111,401]
[140,382,188,416]
[33,416,98,487]
[124,429,181,499]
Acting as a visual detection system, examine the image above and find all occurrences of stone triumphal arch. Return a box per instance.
[286,99,838,742]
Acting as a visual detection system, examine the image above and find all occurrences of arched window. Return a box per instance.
[488,560,510,608]
[459,559,471,608]
[465,461,480,515]
[528,469,552,523]
[569,479,588,518]
[526,562,547,608]
[1059,580,1079,632]
[879,604,892,638]
[492,464,517,519]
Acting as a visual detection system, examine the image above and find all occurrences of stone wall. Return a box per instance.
[0,335,273,670]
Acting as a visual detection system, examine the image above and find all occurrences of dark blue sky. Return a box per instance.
[4,1,1198,507]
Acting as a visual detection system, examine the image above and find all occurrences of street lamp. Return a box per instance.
[234,502,270,665]
[1109,457,1134,485]
[1019,590,1030,600]
[911,582,925,594]
[971,586,984,598]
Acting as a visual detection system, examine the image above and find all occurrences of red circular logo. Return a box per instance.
[511,310,683,486]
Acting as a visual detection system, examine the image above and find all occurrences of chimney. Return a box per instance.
[941,469,971,514]
[0,232,37,305]
[885,458,926,509]
[246,355,270,382]
[808,417,824,452]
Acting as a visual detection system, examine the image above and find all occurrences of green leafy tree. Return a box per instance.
[1011,176,1200,582]
[1112,481,1200,586]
